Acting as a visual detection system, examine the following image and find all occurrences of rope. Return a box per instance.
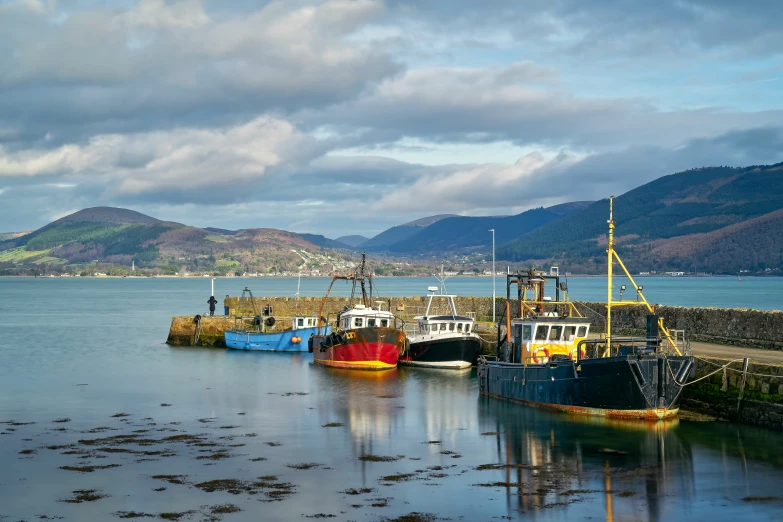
[573,301,607,324]
[669,358,745,387]
[694,356,783,379]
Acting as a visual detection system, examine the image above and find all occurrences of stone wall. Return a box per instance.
[218,296,783,350]
[681,356,783,431]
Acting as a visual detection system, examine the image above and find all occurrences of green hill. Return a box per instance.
[0,207,355,276]
[496,163,783,273]
[385,202,592,254]
[361,214,457,250]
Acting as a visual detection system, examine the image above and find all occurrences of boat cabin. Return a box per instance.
[506,317,591,364]
[412,287,475,337]
[292,316,320,330]
[338,304,396,331]
[417,316,474,335]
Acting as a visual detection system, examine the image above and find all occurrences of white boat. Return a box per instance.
[399,286,482,370]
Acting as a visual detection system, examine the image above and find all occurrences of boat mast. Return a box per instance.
[607,196,615,355]
[605,197,681,355]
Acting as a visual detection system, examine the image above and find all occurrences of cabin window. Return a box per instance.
[343,318,350,329]
[549,326,563,341]
[354,317,363,328]
[297,318,304,327]
[565,326,577,341]
[449,323,455,331]
[522,325,532,340]
[577,326,587,337]
[368,318,376,327]
[457,323,463,332]
[440,323,447,332]
[381,319,389,327]
[535,325,549,341]
[465,324,471,333]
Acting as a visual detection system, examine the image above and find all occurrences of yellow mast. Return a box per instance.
[605,197,682,356]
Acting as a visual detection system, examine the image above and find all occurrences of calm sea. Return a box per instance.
[1,278,782,521]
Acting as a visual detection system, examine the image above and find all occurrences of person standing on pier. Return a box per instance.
[207,295,218,317]
[224,295,230,316]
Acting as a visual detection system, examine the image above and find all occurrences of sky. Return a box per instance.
[2,0,783,237]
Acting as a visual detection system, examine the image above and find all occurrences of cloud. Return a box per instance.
[2,0,783,239]
[0,0,399,146]
[310,62,783,151]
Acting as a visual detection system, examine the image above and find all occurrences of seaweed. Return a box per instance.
[53,418,71,423]
[359,455,400,462]
[321,423,344,428]
[60,464,121,473]
[111,413,131,418]
[151,475,188,485]
[286,463,323,470]
[342,488,375,495]
[379,473,416,483]
[210,504,242,514]
[59,489,109,503]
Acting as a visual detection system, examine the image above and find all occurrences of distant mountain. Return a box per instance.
[335,235,369,247]
[204,227,239,235]
[360,214,457,250]
[646,207,783,274]
[496,163,783,273]
[385,202,593,254]
[297,233,353,250]
[0,207,354,276]
[0,231,32,241]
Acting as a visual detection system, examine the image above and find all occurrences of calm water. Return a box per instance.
[1,278,783,521]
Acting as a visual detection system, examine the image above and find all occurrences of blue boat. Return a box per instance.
[225,316,332,352]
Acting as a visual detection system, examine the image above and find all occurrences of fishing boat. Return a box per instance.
[311,254,405,371]
[399,285,482,370]
[477,197,694,420]
[224,287,331,352]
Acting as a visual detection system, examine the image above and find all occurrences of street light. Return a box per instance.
[489,229,496,324]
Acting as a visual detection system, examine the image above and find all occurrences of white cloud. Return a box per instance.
[0,116,318,195]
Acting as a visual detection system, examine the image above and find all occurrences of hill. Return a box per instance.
[335,235,369,247]
[386,202,593,254]
[496,163,783,273]
[0,207,356,276]
[360,214,458,250]
[297,233,353,250]
[0,231,32,241]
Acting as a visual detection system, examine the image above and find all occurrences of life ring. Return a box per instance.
[532,348,550,364]
[568,348,586,361]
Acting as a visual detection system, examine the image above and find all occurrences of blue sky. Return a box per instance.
[1,0,783,237]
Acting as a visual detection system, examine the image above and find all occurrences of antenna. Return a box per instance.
[432,263,450,295]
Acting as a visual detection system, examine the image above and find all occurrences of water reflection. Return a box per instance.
[478,397,696,521]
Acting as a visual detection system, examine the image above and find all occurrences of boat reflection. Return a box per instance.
[478,396,695,521]
[310,365,405,456]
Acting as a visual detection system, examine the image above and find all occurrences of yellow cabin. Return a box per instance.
[509,317,591,364]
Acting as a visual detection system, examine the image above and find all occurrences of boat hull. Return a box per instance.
[478,354,693,420]
[313,327,404,371]
[225,326,330,352]
[400,335,481,370]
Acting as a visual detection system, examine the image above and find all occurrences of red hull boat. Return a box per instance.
[311,254,406,371]
[313,326,404,371]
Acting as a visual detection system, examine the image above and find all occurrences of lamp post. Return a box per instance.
[489,229,496,323]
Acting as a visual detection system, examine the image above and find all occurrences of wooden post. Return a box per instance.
[737,358,750,412]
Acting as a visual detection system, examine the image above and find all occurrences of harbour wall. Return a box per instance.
[178,296,783,350]
[683,357,783,431]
